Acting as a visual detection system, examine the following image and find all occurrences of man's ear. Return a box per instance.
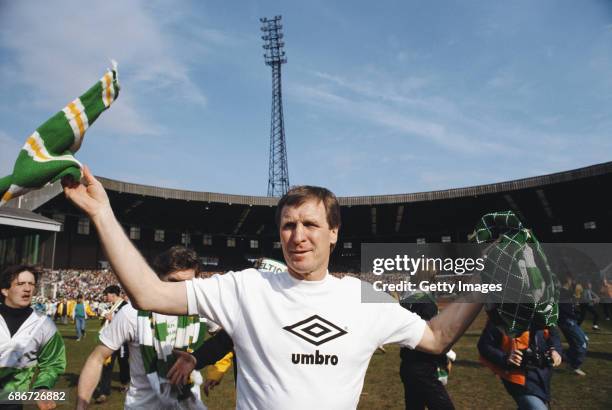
[1,289,8,298]
[330,227,339,248]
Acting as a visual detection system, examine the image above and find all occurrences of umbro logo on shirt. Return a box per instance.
[283,314,347,346]
[284,315,347,366]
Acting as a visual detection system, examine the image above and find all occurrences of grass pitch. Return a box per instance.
[31,311,612,409]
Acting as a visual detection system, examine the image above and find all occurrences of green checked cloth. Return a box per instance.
[0,61,120,206]
[137,310,208,409]
[470,211,559,336]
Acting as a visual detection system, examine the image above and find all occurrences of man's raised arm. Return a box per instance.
[63,166,187,314]
[417,302,483,355]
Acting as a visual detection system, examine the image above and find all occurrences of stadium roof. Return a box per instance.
[103,160,612,206]
[10,160,610,269]
[0,207,62,232]
[9,160,610,210]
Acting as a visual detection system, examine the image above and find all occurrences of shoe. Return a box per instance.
[95,394,108,404]
[592,325,600,330]
[606,317,610,321]
[76,338,81,342]
[120,384,129,393]
[572,368,587,376]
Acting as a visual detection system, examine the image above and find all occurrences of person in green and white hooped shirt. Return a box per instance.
[0,265,66,410]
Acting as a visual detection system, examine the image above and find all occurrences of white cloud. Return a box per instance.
[288,67,611,165]
[312,70,432,105]
[288,79,518,156]
[0,0,215,136]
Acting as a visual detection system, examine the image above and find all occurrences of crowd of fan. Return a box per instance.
[37,268,385,302]
[33,268,611,323]
[41,269,116,301]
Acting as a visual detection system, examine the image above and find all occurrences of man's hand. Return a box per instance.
[549,349,562,367]
[167,350,197,386]
[36,396,56,410]
[203,379,220,397]
[31,390,56,409]
[104,313,113,321]
[507,349,523,367]
[62,165,111,220]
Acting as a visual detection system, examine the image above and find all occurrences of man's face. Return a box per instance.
[104,293,117,303]
[1,271,36,309]
[279,199,338,281]
[165,268,196,282]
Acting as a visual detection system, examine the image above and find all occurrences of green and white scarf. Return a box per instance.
[0,61,120,206]
[470,211,559,336]
[137,310,207,409]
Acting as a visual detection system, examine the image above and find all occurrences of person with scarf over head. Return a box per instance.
[478,310,562,410]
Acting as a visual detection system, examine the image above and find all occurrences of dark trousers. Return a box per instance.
[602,302,611,319]
[578,304,599,326]
[400,361,455,410]
[95,351,117,397]
[118,343,130,385]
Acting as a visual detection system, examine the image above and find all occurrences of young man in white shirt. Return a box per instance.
[65,167,484,410]
[76,246,213,410]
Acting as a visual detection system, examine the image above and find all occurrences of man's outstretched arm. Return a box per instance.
[417,302,483,355]
[63,166,187,314]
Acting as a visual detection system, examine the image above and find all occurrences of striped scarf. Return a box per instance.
[137,310,207,409]
[0,61,120,206]
[470,211,559,336]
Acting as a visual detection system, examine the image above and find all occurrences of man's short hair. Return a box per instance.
[275,185,341,230]
[0,264,40,303]
[152,245,200,278]
[103,285,121,296]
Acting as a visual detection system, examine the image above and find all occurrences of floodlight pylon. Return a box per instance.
[261,15,289,197]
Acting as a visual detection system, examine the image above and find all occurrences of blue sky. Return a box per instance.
[1,0,611,196]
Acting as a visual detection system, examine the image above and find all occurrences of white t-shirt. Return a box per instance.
[99,304,205,410]
[186,269,426,410]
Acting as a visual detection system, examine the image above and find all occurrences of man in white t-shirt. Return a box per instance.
[64,167,484,410]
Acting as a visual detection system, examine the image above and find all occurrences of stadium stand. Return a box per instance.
[1,161,610,272]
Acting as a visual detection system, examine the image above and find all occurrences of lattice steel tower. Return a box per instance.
[261,15,289,197]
